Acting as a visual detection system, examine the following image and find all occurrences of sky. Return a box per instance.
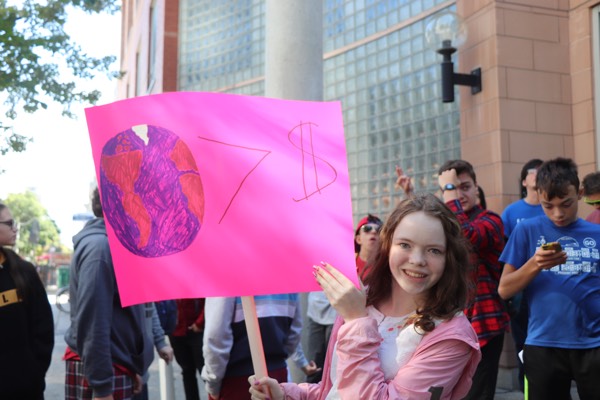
[0,7,121,249]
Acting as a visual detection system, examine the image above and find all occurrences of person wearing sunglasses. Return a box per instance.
[354,213,383,281]
[295,214,384,387]
[0,202,54,399]
[582,171,600,224]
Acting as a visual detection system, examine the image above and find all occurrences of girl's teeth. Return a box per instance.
[405,270,426,278]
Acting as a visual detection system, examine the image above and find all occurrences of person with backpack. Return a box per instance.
[169,298,205,400]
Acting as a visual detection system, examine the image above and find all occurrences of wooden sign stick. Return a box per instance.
[241,296,269,379]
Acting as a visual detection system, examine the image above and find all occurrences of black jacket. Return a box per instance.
[0,248,54,399]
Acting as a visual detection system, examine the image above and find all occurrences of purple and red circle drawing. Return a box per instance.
[99,124,204,257]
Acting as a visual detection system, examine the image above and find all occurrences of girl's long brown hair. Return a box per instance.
[363,193,473,333]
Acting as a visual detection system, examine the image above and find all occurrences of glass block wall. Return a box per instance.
[179,0,266,95]
[179,0,461,223]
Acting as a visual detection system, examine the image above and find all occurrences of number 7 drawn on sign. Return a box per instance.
[197,136,271,224]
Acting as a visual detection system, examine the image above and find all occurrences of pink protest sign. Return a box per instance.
[85,92,356,306]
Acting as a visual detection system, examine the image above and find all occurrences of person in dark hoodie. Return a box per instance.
[64,187,153,399]
[0,202,54,399]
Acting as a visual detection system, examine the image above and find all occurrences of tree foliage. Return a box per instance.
[2,190,62,258]
[0,0,120,155]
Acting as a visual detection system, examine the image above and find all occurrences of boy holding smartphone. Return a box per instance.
[498,158,600,400]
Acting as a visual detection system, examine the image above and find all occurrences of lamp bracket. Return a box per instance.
[453,68,482,94]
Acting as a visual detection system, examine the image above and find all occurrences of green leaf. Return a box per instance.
[0,0,119,156]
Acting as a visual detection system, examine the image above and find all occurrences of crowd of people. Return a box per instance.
[2,156,600,399]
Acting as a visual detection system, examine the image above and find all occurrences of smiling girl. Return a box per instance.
[249,193,480,400]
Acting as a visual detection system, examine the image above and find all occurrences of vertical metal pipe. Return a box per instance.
[265,0,323,101]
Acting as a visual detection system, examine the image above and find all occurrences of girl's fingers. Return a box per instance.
[314,266,346,308]
[247,376,272,400]
[314,266,336,294]
[314,263,363,301]
[315,264,368,321]
[314,264,349,295]
[319,262,361,295]
[319,261,353,284]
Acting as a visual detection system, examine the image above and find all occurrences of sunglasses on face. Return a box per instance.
[584,197,600,206]
[360,224,381,233]
[0,219,15,229]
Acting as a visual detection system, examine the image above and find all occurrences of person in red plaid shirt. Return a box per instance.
[437,159,509,400]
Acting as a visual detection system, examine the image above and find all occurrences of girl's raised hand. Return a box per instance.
[248,375,284,400]
[314,262,367,322]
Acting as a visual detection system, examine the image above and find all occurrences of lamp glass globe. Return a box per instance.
[425,11,467,51]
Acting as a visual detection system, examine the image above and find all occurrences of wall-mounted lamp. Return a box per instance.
[425,11,482,103]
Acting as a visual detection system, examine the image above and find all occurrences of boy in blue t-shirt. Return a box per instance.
[499,157,600,400]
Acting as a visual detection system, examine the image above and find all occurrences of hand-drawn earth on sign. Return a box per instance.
[99,124,204,257]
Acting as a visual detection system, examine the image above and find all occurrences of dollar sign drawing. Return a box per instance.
[288,122,338,202]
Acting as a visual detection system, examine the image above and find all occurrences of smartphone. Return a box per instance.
[541,242,562,252]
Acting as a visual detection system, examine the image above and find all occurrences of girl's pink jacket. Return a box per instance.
[282,313,481,400]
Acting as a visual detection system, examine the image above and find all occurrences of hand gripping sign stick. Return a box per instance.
[241,296,272,396]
